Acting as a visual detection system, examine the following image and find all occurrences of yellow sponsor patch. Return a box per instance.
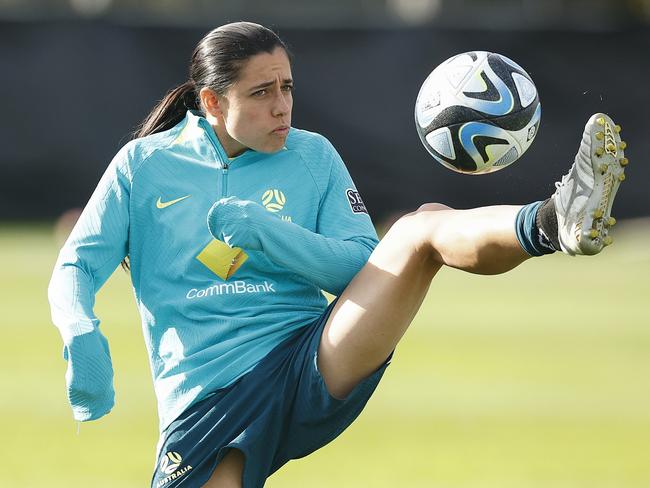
[196,239,248,280]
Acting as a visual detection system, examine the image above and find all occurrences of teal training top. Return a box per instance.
[48,111,378,432]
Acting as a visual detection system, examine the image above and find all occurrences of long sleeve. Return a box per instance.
[208,151,378,296]
[48,147,131,421]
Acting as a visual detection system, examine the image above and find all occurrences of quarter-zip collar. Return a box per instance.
[185,110,270,169]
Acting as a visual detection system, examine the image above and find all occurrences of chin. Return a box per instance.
[259,140,286,154]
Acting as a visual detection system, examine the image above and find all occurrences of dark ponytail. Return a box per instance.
[122,22,290,271]
[134,80,198,139]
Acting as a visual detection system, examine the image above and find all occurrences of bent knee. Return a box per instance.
[416,202,453,213]
[390,203,452,238]
[383,206,448,259]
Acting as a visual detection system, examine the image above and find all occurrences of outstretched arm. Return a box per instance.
[48,148,130,421]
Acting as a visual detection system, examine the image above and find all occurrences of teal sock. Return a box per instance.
[515,201,556,256]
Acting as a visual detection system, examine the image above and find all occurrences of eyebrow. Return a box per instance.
[249,78,294,92]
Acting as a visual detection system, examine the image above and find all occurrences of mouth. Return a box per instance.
[272,125,290,136]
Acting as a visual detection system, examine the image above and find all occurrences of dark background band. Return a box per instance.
[2,21,647,222]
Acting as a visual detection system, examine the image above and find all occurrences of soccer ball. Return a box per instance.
[415,51,541,174]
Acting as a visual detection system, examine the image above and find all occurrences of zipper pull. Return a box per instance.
[222,162,229,174]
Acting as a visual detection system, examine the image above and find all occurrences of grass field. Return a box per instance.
[2,221,649,487]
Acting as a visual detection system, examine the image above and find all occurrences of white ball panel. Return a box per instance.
[512,73,537,108]
[425,127,455,159]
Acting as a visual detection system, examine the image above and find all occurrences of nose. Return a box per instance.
[271,88,291,117]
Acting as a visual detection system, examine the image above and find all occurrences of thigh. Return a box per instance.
[203,449,245,488]
[318,202,531,399]
[318,206,445,399]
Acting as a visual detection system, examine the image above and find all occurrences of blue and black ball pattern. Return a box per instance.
[416,51,541,174]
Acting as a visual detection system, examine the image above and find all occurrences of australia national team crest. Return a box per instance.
[261,189,286,212]
[262,189,292,222]
[346,188,368,214]
[155,451,193,487]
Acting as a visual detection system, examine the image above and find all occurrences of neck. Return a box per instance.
[211,122,247,158]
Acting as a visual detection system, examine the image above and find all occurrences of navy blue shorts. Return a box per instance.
[151,301,390,488]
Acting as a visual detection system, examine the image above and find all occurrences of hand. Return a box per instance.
[207,196,275,251]
[64,330,115,421]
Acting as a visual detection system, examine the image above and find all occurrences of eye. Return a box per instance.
[252,89,268,97]
[282,84,294,93]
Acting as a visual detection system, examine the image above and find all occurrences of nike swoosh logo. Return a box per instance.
[156,195,191,209]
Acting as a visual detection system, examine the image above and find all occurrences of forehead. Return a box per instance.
[236,47,292,86]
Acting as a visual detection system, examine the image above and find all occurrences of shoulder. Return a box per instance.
[112,120,186,180]
[284,128,344,194]
[285,127,340,161]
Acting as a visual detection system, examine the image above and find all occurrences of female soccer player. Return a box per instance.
[48,22,627,488]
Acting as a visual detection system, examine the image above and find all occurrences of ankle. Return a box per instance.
[535,198,561,251]
[515,201,557,256]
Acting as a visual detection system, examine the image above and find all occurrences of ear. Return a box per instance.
[199,87,224,118]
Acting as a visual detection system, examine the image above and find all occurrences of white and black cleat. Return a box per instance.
[553,113,627,255]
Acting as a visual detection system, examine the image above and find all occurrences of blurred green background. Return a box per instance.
[2,220,648,487]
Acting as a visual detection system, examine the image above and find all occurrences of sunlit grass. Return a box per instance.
[1,221,649,487]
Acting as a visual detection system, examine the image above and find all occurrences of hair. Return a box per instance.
[134,21,291,139]
[122,22,290,271]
